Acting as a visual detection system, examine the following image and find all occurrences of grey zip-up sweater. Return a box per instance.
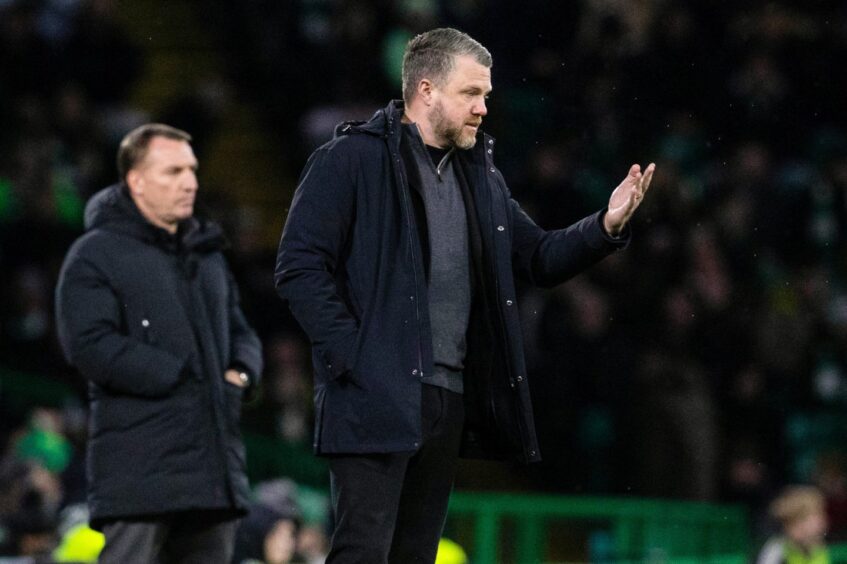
[402,123,471,393]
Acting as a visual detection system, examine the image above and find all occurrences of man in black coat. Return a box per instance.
[55,123,263,563]
[275,28,655,563]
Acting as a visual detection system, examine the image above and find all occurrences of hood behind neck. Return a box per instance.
[84,183,226,253]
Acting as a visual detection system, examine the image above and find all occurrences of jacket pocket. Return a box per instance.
[318,330,360,382]
[223,381,244,432]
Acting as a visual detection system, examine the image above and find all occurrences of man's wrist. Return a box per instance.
[602,210,622,238]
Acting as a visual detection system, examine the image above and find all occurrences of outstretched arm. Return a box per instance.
[511,163,656,287]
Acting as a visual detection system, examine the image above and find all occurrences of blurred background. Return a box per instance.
[2,0,847,561]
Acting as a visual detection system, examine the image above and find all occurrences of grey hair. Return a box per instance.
[402,28,492,104]
[117,123,192,181]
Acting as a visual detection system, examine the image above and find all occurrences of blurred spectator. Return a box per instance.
[243,333,313,446]
[60,0,143,107]
[0,456,62,558]
[757,485,830,564]
[232,502,301,564]
[253,479,330,564]
[435,537,469,564]
[51,503,104,563]
[297,524,329,564]
[814,453,847,542]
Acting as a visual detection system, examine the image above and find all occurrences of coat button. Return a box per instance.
[141,319,150,327]
[487,149,492,154]
[489,167,495,173]
[516,375,524,382]
[327,363,332,370]
[410,295,415,301]
[412,369,419,376]
[497,225,505,232]
[488,139,494,145]
[530,450,537,457]
[506,300,513,306]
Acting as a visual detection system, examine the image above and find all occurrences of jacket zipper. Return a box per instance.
[481,153,531,459]
[391,140,424,382]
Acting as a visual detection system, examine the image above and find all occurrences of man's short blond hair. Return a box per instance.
[401,28,492,104]
[769,486,825,526]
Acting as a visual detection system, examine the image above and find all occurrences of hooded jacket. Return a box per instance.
[275,101,627,463]
[55,183,262,528]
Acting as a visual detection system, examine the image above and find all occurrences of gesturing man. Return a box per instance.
[56,124,262,563]
[275,28,654,564]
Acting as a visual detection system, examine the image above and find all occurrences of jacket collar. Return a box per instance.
[334,100,497,157]
[333,100,403,140]
[84,183,226,253]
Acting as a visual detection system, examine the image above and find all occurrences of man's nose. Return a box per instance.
[473,99,488,116]
[183,170,198,191]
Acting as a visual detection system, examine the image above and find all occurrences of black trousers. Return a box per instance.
[326,384,465,564]
[98,509,239,564]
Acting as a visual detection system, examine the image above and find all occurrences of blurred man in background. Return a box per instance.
[276,28,653,563]
[55,124,263,563]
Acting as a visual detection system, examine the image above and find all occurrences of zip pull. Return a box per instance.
[436,148,454,179]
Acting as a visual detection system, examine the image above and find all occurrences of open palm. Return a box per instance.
[603,163,656,236]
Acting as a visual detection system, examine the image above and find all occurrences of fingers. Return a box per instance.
[628,183,641,210]
[629,164,641,178]
[640,162,656,193]
[631,162,655,203]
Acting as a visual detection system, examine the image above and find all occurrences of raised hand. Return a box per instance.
[603,163,655,236]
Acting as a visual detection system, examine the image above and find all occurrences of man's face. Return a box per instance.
[787,511,828,547]
[428,54,491,150]
[127,137,198,231]
[264,520,297,564]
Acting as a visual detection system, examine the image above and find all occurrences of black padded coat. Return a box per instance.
[56,184,262,528]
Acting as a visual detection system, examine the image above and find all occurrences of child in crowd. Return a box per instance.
[757,486,830,564]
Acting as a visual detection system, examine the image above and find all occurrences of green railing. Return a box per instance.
[445,492,750,563]
[10,367,847,563]
[832,544,847,562]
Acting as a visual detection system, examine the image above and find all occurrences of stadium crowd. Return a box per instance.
[2,0,847,560]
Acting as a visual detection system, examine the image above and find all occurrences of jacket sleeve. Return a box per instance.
[274,144,359,380]
[226,268,263,387]
[510,196,630,288]
[55,245,189,397]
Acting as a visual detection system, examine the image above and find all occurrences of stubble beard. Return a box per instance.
[430,100,478,150]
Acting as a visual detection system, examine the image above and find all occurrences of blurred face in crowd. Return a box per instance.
[127,136,198,233]
[427,54,491,150]
[264,519,297,564]
[786,510,828,548]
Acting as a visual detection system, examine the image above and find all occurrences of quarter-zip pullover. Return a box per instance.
[403,123,471,394]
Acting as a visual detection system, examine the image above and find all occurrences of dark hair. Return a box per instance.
[402,28,492,104]
[116,123,192,181]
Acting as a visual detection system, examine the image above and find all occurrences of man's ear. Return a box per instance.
[126,169,142,195]
[418,79,435,106]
